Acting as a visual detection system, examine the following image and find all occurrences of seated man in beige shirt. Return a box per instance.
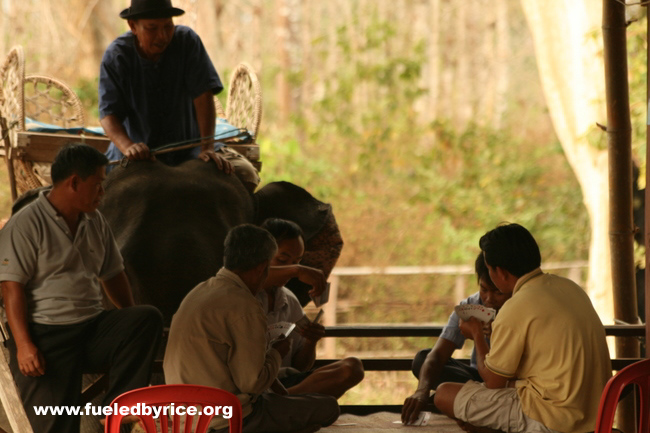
[434,223,611,433]
[163,224,339,433]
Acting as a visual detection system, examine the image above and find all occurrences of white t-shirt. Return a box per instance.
[257,286,307,367]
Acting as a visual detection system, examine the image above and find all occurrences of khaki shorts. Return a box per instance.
[453,381,560,433]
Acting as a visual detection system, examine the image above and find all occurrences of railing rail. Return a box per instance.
[321,261,589,356]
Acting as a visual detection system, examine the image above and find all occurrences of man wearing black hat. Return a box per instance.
[99,0,259,191]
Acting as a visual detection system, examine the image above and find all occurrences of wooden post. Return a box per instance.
[567,267,582,287]
[603,0,639,429]
[323,275,339,358]
[454,275,466,305]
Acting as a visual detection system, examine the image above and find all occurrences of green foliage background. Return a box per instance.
[259,16,590,284]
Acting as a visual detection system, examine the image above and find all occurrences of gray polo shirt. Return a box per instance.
[0,191,124,325]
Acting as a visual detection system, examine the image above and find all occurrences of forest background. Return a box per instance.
[0,0,645,405]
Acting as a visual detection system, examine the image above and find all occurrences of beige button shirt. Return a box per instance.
[164,268,282,430]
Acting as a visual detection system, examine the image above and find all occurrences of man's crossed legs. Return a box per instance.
[434,381,561,433]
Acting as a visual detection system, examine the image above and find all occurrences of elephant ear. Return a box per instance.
[255,181,344,306]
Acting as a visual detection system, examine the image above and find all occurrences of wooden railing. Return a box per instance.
[315,324,646,414]
[320,262,588,357]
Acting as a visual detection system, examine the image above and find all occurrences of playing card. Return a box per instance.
[267,322,296,344]
[311,282,331,307]
[454,304,496,323]
[394,411,431,426]
[295,315,311,329]
[312,309,324,324]
[295,309,324,330]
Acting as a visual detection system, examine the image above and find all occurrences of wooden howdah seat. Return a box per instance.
[0,45,263,200]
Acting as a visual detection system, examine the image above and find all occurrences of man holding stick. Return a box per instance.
[99,0,259,191]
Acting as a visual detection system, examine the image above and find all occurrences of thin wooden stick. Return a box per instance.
[108,139,221,166]
[0,117,19,201]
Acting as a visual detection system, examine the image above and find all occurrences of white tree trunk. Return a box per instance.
[427,0,441,121]
[520,0,613,323]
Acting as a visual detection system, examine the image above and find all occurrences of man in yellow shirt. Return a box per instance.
[434,223,611,433]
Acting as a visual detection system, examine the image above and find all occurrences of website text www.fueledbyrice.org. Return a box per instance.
[33,402,233,419]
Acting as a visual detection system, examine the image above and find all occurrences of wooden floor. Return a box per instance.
[130,412,465,433]
[321,412,464,433]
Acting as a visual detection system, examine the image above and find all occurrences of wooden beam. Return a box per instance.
[321,324,644,338]
[16,131,110,162]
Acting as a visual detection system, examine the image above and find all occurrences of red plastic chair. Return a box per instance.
[104,384,242,433]
[595,358,650,433]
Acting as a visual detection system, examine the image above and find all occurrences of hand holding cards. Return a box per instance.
[311,282,331,307]
[268,322,296,344]
[294,309,325,343]
[295,309,324,329]
[454,304,496,323]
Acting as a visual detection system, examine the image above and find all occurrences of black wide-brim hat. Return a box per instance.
[120,0,185,20]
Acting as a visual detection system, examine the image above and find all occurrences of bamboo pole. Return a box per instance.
[603,0,639,429]
[0,117,18,202]
[603,0,640,348]
[646,3,650,360]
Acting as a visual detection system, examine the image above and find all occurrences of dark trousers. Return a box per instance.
[412,348,483,387]
[7,306,163,433]
[211,392,340,433]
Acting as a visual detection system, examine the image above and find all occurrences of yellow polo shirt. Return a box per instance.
[484,269,611,433]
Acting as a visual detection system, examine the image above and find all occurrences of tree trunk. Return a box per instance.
[494,0,509,129]
[427,0,441,122]
[456,4,469,128]
[520,0,613,323]
[276,0,291,127]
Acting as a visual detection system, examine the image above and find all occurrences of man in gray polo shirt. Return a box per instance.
[0,143,163,433]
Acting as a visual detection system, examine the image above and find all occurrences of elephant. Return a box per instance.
[9,159,343,325]
[98,159,343,324]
